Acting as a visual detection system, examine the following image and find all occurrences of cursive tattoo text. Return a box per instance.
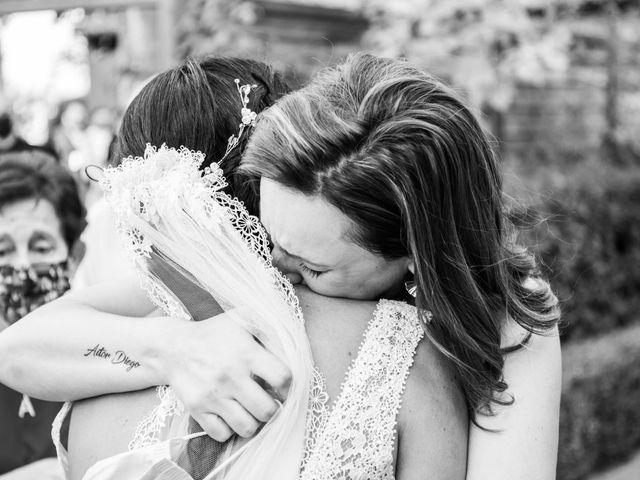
[83,344,141,372]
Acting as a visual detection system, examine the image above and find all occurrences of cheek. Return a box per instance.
[304,269,377,300]
[301,272,353,297]
[339,261,407,299]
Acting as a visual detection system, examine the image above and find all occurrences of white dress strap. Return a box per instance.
[51,401,73,479]
[300,299,424,479]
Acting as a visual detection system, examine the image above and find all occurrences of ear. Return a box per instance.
[407,258,415,275]
[68,239,86,273]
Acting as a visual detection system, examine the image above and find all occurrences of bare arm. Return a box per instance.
[466,324,561,480]
[0,272,290,440]
[0,272,165,400]
[396,336,468,480]
[67,390,157,480]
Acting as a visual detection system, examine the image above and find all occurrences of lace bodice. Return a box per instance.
[126,300,424,479]
[300,299,424,479]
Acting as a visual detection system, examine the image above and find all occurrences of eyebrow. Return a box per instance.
[278,244,330,270]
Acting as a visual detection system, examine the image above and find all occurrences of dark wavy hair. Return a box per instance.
[0,150,86,250]
[241,53,560,422]
[112,56,291,214]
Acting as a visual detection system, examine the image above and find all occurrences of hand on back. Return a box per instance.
[162,309,291,441]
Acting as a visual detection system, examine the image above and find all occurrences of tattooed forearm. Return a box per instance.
[83,344,141,372]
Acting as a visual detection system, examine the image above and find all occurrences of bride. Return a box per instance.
[0,54,560,479]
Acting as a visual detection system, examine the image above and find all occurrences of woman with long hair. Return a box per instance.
[0,53,560,479]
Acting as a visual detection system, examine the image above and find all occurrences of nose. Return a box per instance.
[9,247,31,270]
[271,246,296,272]
[271,247,303,285]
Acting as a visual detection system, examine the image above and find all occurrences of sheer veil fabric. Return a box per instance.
[99,145,314,479]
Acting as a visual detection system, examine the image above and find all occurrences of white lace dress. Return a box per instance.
[300,299,424,479]
[51,146,425,479]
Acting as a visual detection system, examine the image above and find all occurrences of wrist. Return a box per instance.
[144,314,187,386]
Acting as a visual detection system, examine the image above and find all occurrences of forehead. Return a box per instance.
[259,178,356,263]
[0,198,62,236]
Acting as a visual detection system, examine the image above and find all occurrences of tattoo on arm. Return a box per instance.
[83,344,141,372]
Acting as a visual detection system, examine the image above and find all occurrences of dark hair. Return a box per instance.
[0,150,86,249]
[112,56,291,213]
[241,53,560,422]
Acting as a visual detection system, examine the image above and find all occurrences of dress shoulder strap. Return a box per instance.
[51,401,73,478]
[300,299,425,479]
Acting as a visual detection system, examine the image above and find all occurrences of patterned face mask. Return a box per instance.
[0,261,71,325]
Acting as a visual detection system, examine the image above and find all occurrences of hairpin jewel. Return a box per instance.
[222,79,258,160]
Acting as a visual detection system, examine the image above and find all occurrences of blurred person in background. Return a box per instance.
[83,106,119,207]
[86,106,118,171]
[0,110,57,158]
[0,150,86,475]
[72,109,129,289]
[49,99,91,175]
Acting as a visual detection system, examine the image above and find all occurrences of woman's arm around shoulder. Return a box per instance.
[0,271,291,441]
[0,272,165,400]
[396,335,468,480]
[466,322,561,480]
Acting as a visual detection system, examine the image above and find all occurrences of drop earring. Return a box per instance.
[404,280,417,298]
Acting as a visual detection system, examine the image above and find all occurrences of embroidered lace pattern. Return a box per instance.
[98,145,424,478]
[129,386,185,450]
[299,299,424,479]
[100,145,310,463]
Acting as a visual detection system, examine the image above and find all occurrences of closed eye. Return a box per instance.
[299,263,323,278]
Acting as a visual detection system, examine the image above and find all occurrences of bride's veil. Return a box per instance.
[101,144,313,479]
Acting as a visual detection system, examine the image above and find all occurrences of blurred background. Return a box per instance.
[0,1,638,479]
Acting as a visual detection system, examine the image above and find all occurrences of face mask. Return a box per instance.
[0,113,12,138]
[0,261,71,324]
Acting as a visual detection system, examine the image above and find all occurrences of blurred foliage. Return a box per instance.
[361,0,571,112]
[558,324,640,479]
[519,163,640,341]
[175,0,265,59]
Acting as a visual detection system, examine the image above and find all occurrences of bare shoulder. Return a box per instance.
[67,388,157,480]
[295,286,378,400]
[467,318,561,480]
[396,326,468,480]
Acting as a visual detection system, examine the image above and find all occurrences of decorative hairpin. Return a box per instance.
[221,79,258,160]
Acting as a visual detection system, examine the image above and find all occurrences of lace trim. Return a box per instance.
[102,145,303,327]
[101,145,305,451]
[300,300,424,479]
[129,386,184,450]
[51,401,73,478]
[301,300,389,473]
[300,367,330,472]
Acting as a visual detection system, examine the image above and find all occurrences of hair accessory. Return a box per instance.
[222,79,258,160]
[85,164,105,182]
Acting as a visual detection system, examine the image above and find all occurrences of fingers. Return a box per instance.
[248,350,292,401]
[195,412,234,442]
[213,399,261,438]
[235,379,281,422]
